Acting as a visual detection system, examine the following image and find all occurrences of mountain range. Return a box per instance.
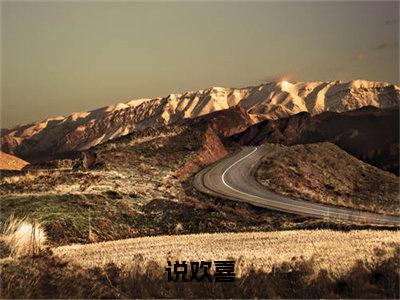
[1,79,399,161]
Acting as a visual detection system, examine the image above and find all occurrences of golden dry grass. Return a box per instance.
[1,170,52,185]
[1,216,47,257]
[54,230,399,275]
[2,238,399,299]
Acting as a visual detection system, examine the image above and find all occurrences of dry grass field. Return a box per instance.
[1,217,397,298]
[1,230,398,299]
[53,230,399,275]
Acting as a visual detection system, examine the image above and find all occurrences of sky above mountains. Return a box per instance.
[2,1,399,127]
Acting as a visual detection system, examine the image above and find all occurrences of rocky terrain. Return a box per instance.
[229,106,399,174]
[7,103,398,246]
[1,80,398,161]
[0,112,310,246]
[2,106,398,246]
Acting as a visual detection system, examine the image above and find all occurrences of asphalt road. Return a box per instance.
[193,145,400,225]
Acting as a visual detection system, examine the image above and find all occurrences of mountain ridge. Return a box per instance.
[1,79,399,160]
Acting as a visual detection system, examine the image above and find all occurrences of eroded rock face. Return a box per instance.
[176,106,254,179]
[228,106,399,175]
[73,151,105,171]
[1,80,399,161]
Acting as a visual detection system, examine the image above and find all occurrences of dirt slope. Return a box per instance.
[0,152,29,170]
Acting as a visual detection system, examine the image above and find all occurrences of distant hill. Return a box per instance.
[256,143,399,215]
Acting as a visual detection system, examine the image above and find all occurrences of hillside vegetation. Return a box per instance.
[256,143,399,215]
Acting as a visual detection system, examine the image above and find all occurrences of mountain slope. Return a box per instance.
[228,106,399,174]
[256,143,399,215]
[1,80,398,160]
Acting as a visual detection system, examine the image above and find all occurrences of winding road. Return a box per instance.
[193,145,400,225]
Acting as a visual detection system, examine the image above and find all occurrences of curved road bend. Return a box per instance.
[193,145,400,226]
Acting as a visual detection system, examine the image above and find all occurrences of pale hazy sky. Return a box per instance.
[1,1,399,127]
